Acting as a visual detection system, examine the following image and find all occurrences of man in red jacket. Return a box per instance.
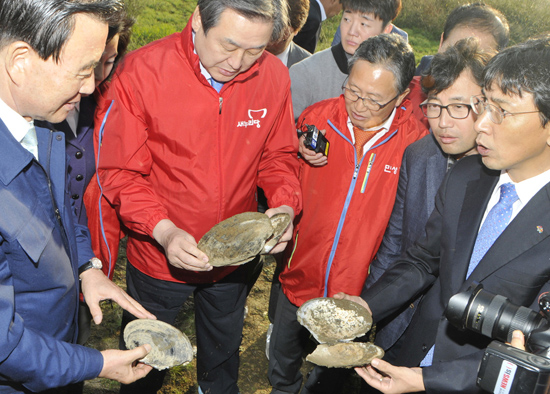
[268,34,427,394]
[93,0,302,393]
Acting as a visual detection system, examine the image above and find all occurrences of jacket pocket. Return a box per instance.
[11,205,54,263]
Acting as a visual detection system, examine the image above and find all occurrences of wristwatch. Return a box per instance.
[78,257,103,276]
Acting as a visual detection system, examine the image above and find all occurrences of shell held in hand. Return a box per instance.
[123,319,194,370]
[306,342,384,368]
[297,297,373,344]
[197,212,291,266]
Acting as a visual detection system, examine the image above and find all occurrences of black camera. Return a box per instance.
[445,283,550,393]
[298,124,329,157]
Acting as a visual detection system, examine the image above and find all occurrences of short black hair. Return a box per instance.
[0,0,122,62]
[483,35,550,126]
[421,37,494,96]
[349,33,415,94]
[443,2,509,51]
[341,0,402,27]
[287,0,310,32]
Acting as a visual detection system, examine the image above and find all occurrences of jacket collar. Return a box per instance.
[180,15,263,89]
[0,119,34,185]
[331,42,350,75]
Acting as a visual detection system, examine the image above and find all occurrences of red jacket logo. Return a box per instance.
[237,108,267,128]
[384,165,399,175]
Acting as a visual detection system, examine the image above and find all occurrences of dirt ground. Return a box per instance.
[82,255,339,394]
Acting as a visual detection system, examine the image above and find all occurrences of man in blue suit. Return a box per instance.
[340,35,550,393]
[0,1,154,392]
[363,38,493,367]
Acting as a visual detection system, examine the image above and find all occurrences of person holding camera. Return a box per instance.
[338,35,550,393]
[268,34,427,394]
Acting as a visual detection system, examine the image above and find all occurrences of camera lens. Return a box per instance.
[445,283,545,343]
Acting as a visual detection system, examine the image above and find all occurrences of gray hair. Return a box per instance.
[197,0,289,43]
[0,0,123,62]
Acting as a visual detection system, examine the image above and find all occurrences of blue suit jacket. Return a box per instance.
[0,121,102,393]
[363,133,447,350]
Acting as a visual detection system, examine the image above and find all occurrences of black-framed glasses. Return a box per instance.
[419,100,473,119]
[470,95,541,124]
[342,85,399,111]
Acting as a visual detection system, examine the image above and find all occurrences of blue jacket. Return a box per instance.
[0,121,103,393]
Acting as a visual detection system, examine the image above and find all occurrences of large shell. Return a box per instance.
[263,213,292,253]
[306,342,384,368]
[123,320,193,370]
[198,212,273,267]
[297,297,372,343]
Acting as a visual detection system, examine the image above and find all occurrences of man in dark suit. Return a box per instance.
[293,0,341,53]
[338,35,550,393]
[364,38,492,360]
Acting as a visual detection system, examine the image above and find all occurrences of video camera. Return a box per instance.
[297,123,329,157]
[445,283,550,394]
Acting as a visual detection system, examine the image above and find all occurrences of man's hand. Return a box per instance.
[80,268,156,325]
[265,205,295,254]
[333,292,372,314]
[299,131,328,167]
[153,219,211,271]
[99,345,153,384]
[355,358,425,394]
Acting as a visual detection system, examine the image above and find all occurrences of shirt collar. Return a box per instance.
[192,30,214,82]
[0,96,35,143]
[275,44,291,67]
[496,168,550,207]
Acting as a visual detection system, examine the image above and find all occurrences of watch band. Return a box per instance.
[78,257,102,276]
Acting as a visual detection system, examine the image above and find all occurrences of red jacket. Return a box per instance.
[92,17,302,284]
[280,96,427,306]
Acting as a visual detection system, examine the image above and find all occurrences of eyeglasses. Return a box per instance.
[419,100,473,119]
[470,95,541,124]
[342,85,399,111]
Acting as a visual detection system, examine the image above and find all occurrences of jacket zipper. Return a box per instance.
[321,120,397,296]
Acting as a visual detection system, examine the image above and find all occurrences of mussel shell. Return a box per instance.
[198,212,273,267]
[306,342,384,368]
[263,213,291,253]
[297,297,372,343]
[123,319,193,370]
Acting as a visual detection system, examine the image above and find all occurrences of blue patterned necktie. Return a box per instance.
[466,182,518,279]
[420,183,518,368]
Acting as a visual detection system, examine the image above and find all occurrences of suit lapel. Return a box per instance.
[425,148,447,216]
[450,169,498,292]
[466,183,550,285]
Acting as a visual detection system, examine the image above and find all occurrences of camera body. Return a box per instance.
[298,124,330,157]
[478,341,550,394]
[445,283,550,394]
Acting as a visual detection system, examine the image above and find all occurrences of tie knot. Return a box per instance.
[499,182,518,206]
